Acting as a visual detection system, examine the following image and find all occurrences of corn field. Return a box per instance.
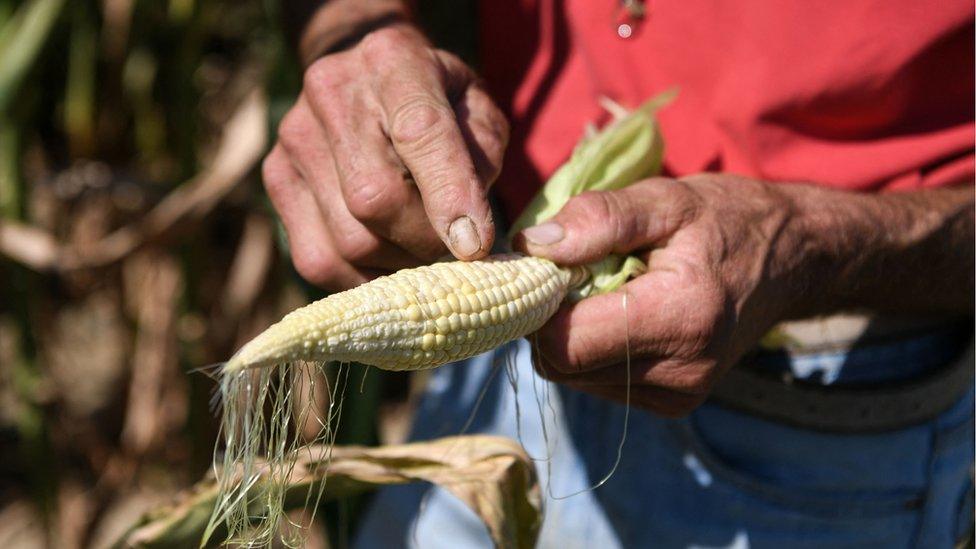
[0,1,482,546]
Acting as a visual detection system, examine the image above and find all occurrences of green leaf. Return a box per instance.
[65,0,97,157]
[508,90,675,237]
[0,114,20,218]
[569,254,648,301]
[0,0,66,113]
[509,90,676,296]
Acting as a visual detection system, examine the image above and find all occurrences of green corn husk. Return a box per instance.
[509,90,676,299]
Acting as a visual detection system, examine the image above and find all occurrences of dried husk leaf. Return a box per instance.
[116,435,540,549]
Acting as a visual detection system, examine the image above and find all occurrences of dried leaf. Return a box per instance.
[100,0,133,60]
[121,250,184,455]
[90,490,176,549]
[116,435,541,549]
[45,290,128,417]
[56,479,93,549]
[0,219,59,270]
[220,212,273,321]
[0,500,46,548]
[0,90,267,272]
[60,89,268,270]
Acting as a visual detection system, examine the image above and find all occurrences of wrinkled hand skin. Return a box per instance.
[264,25,507,292]
[514,175,812,416]
[515,174,976,416]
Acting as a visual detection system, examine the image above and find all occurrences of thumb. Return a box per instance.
[514,178,696,265]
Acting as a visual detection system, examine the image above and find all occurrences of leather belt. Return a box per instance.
[710,341,973,433]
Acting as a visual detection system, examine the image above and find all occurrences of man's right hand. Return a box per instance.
[264,25,507,291]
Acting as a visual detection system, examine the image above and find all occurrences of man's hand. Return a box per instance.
[264,24,507,291]
[514,175,974,416]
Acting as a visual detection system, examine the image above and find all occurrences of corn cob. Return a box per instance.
[224,254,587,373]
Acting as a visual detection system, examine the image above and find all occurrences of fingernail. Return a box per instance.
[522,221,564,245]
[448,216,482,257]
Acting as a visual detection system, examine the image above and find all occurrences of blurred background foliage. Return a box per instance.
[0,0,474,546]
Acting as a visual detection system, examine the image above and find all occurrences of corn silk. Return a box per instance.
[204,91,676,547]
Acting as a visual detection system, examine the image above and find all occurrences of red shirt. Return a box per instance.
[479,1,975,221]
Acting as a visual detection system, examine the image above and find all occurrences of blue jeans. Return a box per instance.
[355,333,974,548]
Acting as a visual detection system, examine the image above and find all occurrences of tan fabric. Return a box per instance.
[768,313,965,354]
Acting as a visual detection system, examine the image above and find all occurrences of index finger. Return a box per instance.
[361,32,494,260]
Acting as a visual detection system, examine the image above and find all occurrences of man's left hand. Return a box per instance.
[514,175,802,416]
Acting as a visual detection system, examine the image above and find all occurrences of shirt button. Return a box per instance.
[614,0,646,39]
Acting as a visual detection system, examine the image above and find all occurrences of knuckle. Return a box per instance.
[260,154,277,180]
[482,158,503,186]
[261,156,288,197]
[478,109,509,151]
[333,233,378,265]
[474,126,506,181]
[261,149,304,207]
[567,191,636,246]
[479,127,505,159]
[603,191,640,246]
[343,171,400,222]
[277,110,312,154]
[493,112,511,144]
[359,27,408,63]
[303,57,343,97]
[638,177,702,224]
[390,99,452,149]
[569,191,612,221]
[263,181,287,205]
[292,246,339,289]
[302,59,329,95]
[668,179,704,219]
